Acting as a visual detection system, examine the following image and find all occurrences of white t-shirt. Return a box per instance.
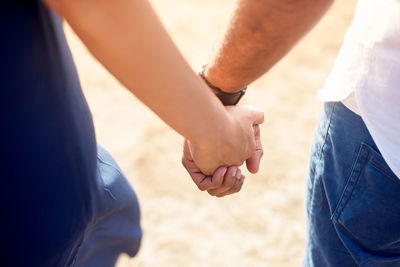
[317,0,400,178]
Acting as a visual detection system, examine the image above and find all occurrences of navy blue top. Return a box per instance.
[0,1,97,266]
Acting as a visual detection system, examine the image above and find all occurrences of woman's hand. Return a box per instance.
[188,105,264,175]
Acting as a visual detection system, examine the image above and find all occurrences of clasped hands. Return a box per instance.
[182,105,264,197]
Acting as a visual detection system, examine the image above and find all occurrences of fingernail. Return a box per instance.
[235,169,242,180]
[231,167,237,178]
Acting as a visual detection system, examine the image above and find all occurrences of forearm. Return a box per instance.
[45,0,229,145]
[205,0,334,92]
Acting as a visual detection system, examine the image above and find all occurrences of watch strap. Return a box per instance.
[199,65,246,106]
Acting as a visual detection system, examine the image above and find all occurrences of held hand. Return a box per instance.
[182,140,245,197]
[189,105,264,175]
[245,124,263,174]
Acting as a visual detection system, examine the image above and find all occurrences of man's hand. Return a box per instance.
[182,140,245,197]
[245,124,263,173]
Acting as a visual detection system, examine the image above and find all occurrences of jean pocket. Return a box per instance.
[331,143,400,251]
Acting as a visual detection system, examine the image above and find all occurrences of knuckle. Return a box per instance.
[198,184,207,191]
[235,160,244,166]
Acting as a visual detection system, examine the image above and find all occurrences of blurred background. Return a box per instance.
[65,0,357,266]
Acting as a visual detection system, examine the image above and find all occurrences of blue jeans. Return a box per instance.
[305,102,400,266]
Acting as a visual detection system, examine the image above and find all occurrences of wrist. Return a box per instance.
[199,64,246,106]
[203,65,242,93]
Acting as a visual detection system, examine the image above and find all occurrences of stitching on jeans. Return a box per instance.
[331,144,369,221]
[306,102,336,218]
[358,142,399,182]
[333,223,366,266]
[332,145,368,220]
[367,149,400,181]
[318,102,337,158]
[370,161,399,182]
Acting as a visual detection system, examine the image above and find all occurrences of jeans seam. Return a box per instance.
[318,102,337,159]
[331,144,369,221]
[306,103,336,220]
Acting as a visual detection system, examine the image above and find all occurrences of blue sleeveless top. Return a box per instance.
[0,1,97,265]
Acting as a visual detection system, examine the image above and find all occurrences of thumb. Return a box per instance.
[183,139,194,161]
[246,124,263,173]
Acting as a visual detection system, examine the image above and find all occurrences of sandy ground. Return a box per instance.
[64,0,357,266]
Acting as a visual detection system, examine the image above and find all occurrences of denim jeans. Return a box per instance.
[304,102,400,266]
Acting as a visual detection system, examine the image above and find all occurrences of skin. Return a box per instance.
[43,0,264,176]
[182,140,245,198]
[205,0,334,93]
[184,0,334,196]
[183,124,262,197]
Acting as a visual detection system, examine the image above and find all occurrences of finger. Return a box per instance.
[246,124,263,173]
[244,105,264,125]
[207,166,237,196]
[206,166,227,190]
[182,142,224,191]
[182,154,209,191]
[216,175,245,198]
[184,139,218,176]
[207,166,241,196]
[182,139,209,175]
[189,171,213,191]
[182,142,200,173]
[183,139,194,162]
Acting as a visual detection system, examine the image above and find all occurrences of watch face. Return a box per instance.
[217,90,245,106]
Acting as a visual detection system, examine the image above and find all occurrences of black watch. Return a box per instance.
[199,65,246,106]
